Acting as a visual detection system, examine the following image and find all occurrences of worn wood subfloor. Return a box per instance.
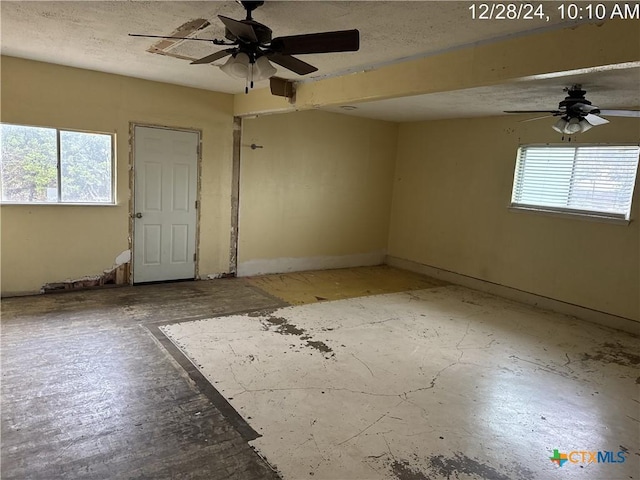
[1,279,285,480]
[1,266,437,479]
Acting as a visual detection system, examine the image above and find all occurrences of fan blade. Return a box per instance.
[504,110,561,114]
[191,49,234,64]
[267,53,318,75]
[571,103,599,115]
[598,109,640,118]
[129,33,217,42]
[270,29,359,55]
[584,114,610,126]
[520,115,555,123]
[218,15,258,42]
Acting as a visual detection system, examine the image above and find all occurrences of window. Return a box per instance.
[511,145,639,221]
[1,123,114,204]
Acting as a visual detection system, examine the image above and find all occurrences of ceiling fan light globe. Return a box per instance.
[552,117,568,133]
[253,56,277,81]
[578,118,594,132]
[220,52,250,79]
[564,117,582,134]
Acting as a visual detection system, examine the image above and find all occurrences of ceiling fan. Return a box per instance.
[505,85,640,135]
[129,1,359,94]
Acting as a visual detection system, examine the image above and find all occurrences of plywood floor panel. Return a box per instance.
[246,265,447,305]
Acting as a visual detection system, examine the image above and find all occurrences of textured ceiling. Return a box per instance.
[1,1,639,121]
[324,66,640,121]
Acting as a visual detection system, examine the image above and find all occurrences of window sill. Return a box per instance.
[0,202,119,207]
[508,205,631,225]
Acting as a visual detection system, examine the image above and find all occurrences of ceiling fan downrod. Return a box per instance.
[241,1,264,21]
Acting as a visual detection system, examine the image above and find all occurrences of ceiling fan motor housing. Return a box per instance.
[130,0,360,90]
[560,87,600,117]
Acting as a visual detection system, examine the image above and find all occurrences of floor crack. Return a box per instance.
[351,353,375,377]
[337,399,404,446]
[336,414,385,446]
[235,386,399,397]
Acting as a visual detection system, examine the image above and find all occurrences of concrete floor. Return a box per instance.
[163,283,640,479]
[2,266,639,479]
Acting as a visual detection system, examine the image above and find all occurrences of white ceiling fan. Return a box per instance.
[505,85,640,134]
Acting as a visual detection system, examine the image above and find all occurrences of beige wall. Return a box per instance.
[3,57,638,323]
[1,56,234,295]
[238,110,397,275]
[388,116,640,321]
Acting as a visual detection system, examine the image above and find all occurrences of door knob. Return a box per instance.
[135,212,143,218]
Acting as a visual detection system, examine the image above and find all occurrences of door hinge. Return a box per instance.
[193,253,197,261]
[195,200,199,209]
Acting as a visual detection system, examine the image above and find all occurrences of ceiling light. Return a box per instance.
[220,53,277,93]
[578,118,594,132]
[253,55,277,82]
[565,117,582,134]
[552,117,568,133]
[220,52,250,79]
[552,116,593,135]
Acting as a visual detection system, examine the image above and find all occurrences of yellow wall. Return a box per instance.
[1,56,234,294]
[2,57,638,323]
[388,116,640,321]
[239,110,397,275]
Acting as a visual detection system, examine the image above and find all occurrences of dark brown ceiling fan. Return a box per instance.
[129,1,360,93]
[505,85,640,135]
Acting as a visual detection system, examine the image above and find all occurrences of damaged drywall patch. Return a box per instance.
[114,249,131,266]
[41,250,131,293]
[205,272,235,280]
[146,18,211,61]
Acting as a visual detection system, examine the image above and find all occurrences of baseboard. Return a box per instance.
[1,290,42,298]
[385,255,639,335]
[237,251,386,277]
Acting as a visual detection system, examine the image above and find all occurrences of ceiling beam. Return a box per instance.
[233,19,639,117]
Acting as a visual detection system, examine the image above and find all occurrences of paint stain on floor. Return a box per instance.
[387,453,535,480]
[261,313,333,355]
[582,341,640,367]
[390,460,430,480]
[426,453,534,480]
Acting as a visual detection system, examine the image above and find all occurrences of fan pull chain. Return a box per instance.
[244,63,255,94]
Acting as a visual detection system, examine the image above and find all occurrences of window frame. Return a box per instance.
[0,122,116,206]
[509,143,639,224]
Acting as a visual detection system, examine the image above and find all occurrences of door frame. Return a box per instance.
[128,122,203,284]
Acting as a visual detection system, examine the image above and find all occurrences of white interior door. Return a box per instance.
[133,126,198,283]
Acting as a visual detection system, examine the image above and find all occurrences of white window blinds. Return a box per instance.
[511,145,640,220]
